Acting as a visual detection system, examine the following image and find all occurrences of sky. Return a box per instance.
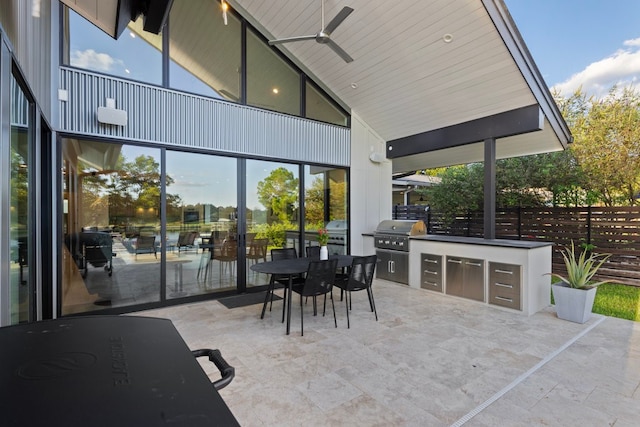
[505,0,640,98]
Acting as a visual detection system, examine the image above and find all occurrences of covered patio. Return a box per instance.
[138,279,640,426]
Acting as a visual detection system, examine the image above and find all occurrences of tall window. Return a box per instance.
[10,75,31,324]
[246,29,301,115]
[169,0,242,100]
[63,8,163,85]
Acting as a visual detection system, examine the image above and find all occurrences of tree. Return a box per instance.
[256,167,299,222]
[559,87,640,206]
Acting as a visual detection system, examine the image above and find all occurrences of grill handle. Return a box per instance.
[191,348,235,390]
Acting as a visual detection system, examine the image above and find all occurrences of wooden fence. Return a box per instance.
[392,205,640,285]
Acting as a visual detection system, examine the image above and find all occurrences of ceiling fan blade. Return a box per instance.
[268,34,317,45]
[326,39,353,63]
[323,6,354,34]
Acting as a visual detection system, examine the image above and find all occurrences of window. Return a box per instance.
[306,82,348,126]
[169,0,242,101]
[246,29,300,115]
[63,8,162,85]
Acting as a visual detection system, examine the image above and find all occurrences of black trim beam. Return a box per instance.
[386,104,542,159]
[484,138,496,240]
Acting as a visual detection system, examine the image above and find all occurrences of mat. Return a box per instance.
[218,292,282,309]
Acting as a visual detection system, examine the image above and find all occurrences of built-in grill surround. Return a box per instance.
[374,220,426,284]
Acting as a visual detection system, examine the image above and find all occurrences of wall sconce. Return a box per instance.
[97,98,127,126]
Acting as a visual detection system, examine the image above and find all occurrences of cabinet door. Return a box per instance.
[446,257,464,297]
[463,258,485,302]
[392,252,409,285]
[376,250,392,281]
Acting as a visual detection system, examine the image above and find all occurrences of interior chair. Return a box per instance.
[217,239,238,280]
[134,235,157,259]
[291,259,338,336]
[247,238,268,266]
[333,255,378,328]
[197,231,219,281]
[260,247,304,320]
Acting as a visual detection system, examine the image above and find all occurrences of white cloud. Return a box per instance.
[553,38,640,98]
[70,49,124,73]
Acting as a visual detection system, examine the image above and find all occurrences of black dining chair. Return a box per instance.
[333,255,378,328]
[291,259,338,336]
[305,245,321,258]
[260,248,304,320]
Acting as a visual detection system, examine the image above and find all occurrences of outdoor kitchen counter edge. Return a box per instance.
[409,235,553,249]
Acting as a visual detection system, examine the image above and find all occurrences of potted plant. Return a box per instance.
[550,241,610,323]
[317,228,329,260]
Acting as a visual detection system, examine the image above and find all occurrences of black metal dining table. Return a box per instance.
[250,254,353,335]
[0,315,239,427]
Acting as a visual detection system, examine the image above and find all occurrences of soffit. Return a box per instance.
[230,0,570,170]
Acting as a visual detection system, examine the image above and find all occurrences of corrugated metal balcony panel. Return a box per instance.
[59,68,349,166]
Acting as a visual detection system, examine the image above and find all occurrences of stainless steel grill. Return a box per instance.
[374,220,426,284]
[373,220,426,252]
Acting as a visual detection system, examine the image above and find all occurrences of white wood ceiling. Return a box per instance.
[231,0,569,172]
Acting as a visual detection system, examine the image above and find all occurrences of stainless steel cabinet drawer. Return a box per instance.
[421,253,442,292]
[489,262,521,286]
[488,262,521,310]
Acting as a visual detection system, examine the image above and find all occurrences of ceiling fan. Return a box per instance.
[268,1,354,63]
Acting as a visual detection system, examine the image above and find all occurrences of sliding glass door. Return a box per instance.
[165,151,237,297]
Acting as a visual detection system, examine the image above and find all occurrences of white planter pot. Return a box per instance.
[551,282,597,324]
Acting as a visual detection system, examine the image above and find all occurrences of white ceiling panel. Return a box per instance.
[225,1,571,171]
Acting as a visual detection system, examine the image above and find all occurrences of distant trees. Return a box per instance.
[419,85,640,212]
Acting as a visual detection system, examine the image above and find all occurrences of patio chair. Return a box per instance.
[333,255,378,328]
[135,235,157,259]
[291,259,338,336]
[247,238,268,266]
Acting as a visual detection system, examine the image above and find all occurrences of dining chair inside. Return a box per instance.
[333,255,378,328]
[291,259,338,336]
[217,239,238,279]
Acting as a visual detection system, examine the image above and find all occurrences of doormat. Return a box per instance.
[218,292,282,309]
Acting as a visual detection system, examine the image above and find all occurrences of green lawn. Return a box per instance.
[552,282,640,321]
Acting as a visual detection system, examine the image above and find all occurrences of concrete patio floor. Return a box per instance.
[138,279,640,426]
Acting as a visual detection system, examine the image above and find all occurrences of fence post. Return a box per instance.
[517,207,522,240]
[587,205,592,247]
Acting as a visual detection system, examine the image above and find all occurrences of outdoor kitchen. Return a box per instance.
[364,221,553,316]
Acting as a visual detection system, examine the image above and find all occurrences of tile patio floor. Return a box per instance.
[138,279,640,426]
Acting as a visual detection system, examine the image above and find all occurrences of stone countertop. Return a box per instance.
[410,234,553,249]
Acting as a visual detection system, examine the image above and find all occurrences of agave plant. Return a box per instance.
[551,241,610,289]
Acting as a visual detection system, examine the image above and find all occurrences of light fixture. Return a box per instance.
[272,88,279,94]
[442,33,453,43]
[350,82,358,89]
[221,0,229,25]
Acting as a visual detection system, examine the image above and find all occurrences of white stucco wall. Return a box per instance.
[349,111,391,255]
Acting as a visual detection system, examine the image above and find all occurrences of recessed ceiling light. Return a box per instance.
[442,33,453,43]
[350,83,358,89]
[272,88,279,94]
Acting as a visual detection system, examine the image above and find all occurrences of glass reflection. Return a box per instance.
[246,160,299,287]
[165,151,237,297]
[10,76,30,324]
[61,140,161,314]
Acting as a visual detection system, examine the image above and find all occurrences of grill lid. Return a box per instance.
[375,220,426,236]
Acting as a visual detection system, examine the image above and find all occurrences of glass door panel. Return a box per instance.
[304,166,348,256]
[61,140,161,314]
[245,160,299,288]
[165,152,237,297]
